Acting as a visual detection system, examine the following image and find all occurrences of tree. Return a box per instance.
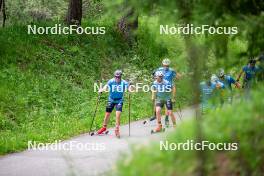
[0,0,7,27]
[117,1,138,46]
[66,0,82,25]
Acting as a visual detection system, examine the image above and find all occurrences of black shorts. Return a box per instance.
[155,99,173,110]
[106,100,123,112]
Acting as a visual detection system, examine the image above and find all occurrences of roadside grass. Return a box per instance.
[115,86,264,176]
[0,21,187,155]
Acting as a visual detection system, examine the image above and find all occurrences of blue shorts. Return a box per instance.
[106,99,123,112]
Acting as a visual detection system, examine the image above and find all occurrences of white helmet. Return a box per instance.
[162,58,171,66]
[155,71,164,77]
[211,74,219,83]
[218,68,225,77]
[114,70,122,77]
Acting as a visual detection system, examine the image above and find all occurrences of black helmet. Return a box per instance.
[249,58,256,64]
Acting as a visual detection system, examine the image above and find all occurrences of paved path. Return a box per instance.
[0,108,195,176]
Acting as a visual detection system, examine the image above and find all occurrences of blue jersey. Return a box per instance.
[107,78,129,102]
[242,65,259,81]
[152,80,172,100]
[219,75,236,90]
[200,81,224,113]
[155,67,176,84]
[200,81,216,102]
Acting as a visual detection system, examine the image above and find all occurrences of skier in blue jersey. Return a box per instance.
[152,58,181,126]
[236,58,260,98]
[217,68,241,104]
[200,74,225,114]
[151,71,176,132]
[97,70,130,138]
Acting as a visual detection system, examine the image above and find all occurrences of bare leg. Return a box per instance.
[165,108,169,116]
[115,111,121,128]
[103,112,111,126]
[154,106,163,131]
[168,110,176,126]
[156,106,162,124]
[115,111,121,137]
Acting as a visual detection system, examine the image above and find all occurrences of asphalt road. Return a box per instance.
[0,108,195,176]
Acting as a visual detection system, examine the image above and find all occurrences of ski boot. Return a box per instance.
[151,124,165,134]
[91,126,109,136]
[97,126,107,134]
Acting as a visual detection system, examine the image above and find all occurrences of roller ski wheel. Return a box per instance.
[90,130,109,136]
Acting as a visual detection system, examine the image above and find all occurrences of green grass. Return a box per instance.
[0,20,192,154]
[115,86,264,176]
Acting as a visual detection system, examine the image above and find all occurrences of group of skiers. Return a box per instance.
[94,54,263,138]
[200,55,263,114]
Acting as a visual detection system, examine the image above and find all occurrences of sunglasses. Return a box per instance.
[115,76,121,79]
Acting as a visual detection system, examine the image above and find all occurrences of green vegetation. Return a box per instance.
[0,17,192,154]
[0,24,140,154]
[115,86,264,176]
[0,3,263,176]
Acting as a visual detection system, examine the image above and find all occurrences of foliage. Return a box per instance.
[0,21,154,154]
[115,86,264,176]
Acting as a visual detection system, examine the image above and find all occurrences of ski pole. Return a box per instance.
[174,96,182,121]
[149,99,156,121]
[177,101,183,120]
[89,92,102,134]
[128,93,131,136]
[143,99,156,124]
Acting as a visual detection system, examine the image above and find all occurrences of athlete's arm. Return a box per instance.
[176,72,182,80]
[172,70,177,100]
[234,82,241,88]
[216,81,224,89]
[172,85,176,102]
[229,76,241,89]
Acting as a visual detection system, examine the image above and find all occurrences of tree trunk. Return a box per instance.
[117,7,138,46]
[66,0,82,25]
[0,0,7,27]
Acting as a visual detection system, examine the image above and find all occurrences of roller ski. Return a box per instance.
[151,125,165,134]
[90,127,109,136]
[143,116,156,125]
